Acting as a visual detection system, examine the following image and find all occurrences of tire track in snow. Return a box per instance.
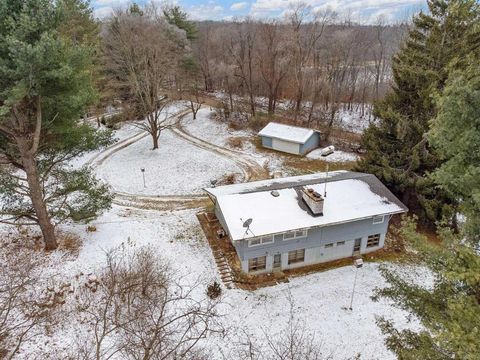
[89,109,267,211]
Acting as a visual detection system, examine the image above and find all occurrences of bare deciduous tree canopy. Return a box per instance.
[104,4,189,149]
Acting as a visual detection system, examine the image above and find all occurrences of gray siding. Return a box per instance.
[261,136,273,148]
[299,132,320,155]
[215,201,391,273]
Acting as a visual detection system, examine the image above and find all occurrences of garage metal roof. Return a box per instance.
[258,122,316,144]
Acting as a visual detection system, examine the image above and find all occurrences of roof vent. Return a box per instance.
[271,190,280,197]
[302,187,324,216]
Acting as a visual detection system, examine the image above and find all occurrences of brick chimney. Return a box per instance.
[302,187,324,216]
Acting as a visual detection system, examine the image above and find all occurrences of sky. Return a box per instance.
[92,0,428,24]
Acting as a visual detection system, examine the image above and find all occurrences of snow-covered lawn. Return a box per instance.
[182,108,285,172]
[307,149,360,162]
[7,206,424,359]
[96,130,244,196]
[182,108,253,148]
[1,100,423,359]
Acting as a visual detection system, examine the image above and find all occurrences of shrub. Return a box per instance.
[227,137,244,149]
[206,281,222,299]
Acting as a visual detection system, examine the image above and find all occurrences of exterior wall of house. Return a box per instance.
[299,133,320,155]
[215,202,391,274]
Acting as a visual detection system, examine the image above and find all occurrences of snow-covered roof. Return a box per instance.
[206,171,408,241]
[258,122,316,144]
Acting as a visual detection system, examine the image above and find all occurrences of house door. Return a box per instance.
[353,238,362,254]
[273,254,282,270]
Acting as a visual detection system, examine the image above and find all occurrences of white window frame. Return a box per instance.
[337,241,345,246]
[283,229,308,241]
[248,235,274,247]
[373,215,385,224]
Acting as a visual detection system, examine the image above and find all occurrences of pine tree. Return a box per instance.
[429,61,480,242]
[0,0,113,250]
[163,5,197,41]
[374,48,480,360]
[355,0,480,224]
[374,217,480,359]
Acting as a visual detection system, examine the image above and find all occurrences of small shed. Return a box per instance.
[258,122,320,155]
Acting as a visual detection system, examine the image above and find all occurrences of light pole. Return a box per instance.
[140,167,146,188]
[349,258,363,311]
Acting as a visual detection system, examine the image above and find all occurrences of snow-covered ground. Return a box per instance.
[307,149,360,162]
[182,108,252,148]
[1,100,426,359]
[96,130,244,196]
[336,107,374,134]
[7,206,426,359]
[182,108,285,172]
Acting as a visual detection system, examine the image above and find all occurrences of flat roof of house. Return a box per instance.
[205,171,408,241]
[258,122,316,144]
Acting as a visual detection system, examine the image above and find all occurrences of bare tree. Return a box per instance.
[0,241,59,359]
[227,20,258,117]
[286,4,332,122]
[104,4,188,149]
[75,246,222,360]
[257,20,290,115]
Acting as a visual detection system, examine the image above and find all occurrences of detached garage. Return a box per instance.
[258,122,320,155]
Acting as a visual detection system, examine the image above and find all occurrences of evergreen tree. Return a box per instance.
[374,51,480,360]
[429,61,480,242]
[374,217,480,359]
[355,0,480,224]
[0,0,113,250]
[163,5,197,41]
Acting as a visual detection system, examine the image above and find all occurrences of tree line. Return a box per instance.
[193,6,406,133]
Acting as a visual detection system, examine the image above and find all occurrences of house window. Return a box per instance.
[283,229,308,241]
[373,215,384,224]
[288,249,305,264]
[248,235,274,247]
[248,256,266,272]
[325,243,334,248]
[367,234,381,248]
[337,241,345,246]
[248,238,261,247]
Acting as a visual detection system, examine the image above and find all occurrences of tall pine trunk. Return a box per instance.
[17,138,57,250]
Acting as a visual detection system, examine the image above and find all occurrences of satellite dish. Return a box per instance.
[240,217,255,238]
[243,218,253,228]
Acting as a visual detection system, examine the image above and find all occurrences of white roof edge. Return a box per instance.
[231,209,407,242]
[205,171,347,198]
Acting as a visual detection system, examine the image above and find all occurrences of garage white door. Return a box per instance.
[272,138,300,154]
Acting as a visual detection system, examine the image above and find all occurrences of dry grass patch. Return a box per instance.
[56,230,83,256]
[226,136,246,149]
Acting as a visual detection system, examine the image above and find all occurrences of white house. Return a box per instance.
[205,171,408,274]
[258,122,320,155]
